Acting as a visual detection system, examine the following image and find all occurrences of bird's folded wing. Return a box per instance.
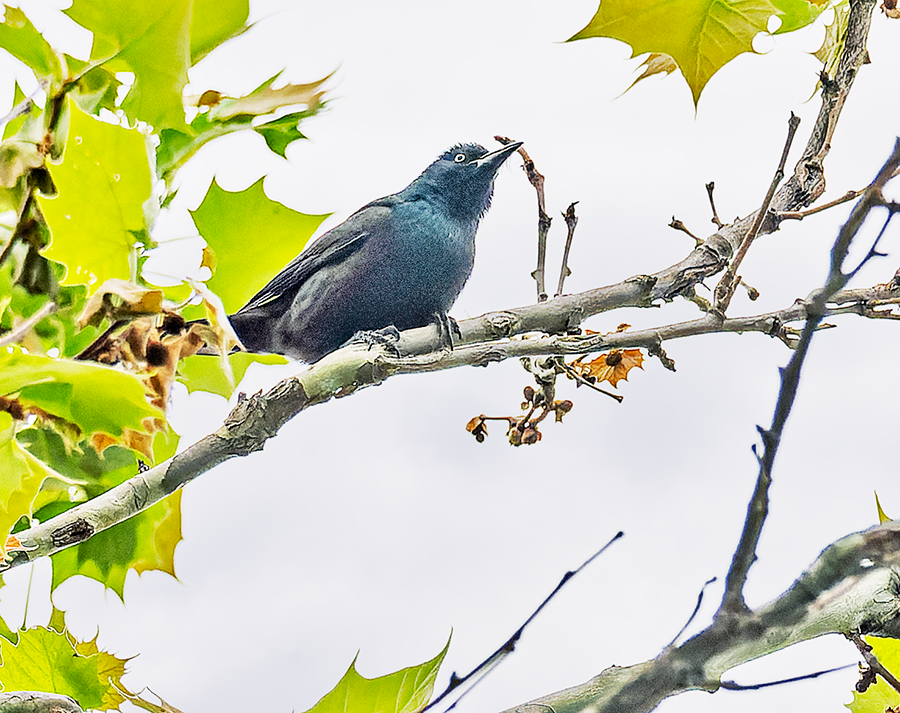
[234,201,395,314]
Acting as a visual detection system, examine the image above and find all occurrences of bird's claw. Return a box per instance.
[346,326,402,356]
[434,313,460,351]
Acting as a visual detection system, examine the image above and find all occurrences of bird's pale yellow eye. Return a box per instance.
[454,153,466,163]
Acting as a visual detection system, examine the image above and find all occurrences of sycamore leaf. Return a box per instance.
[0,139,44,188]
[0,625,127,710]
[814,0,851,79]
[847,636,900,713]
[77,278,164,328]
[572,349,645,388]
[178,352,288,398]
[0,6,62,79]
[190,0,250,63]
[205,72,330,122]
[35,429,182,598]
[254,111,310,158]
[65,0,191,131]
[569,0,792,106]
[624,53,678,93]
[771,0,829,34]
[39,99,153,289]
[0,348,161,442]
[0,412,56,558]
[190,178,329,312]
[303,639,450,713]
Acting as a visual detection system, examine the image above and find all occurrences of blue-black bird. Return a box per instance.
[228,141,522,362]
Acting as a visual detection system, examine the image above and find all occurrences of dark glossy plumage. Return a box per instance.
[229,141,522,362]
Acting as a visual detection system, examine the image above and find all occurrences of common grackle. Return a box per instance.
[229,141,522,362]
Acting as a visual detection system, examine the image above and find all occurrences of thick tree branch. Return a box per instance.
[499,521,900,713]
[4,274,898,570]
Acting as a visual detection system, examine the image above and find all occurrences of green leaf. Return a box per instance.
[847,637,900,713]
[0,348,160,439]
[568,0,779,106]
[2,82,32,141]
[303,639,450,713]
[190,0,250,63]
[0,626,124,710]
[191,178,329,312]
[254,111,309,158]
[0,6,62,79]
[40,429,182,598]
[179,352,288,398]
[39,98,153,288]
[0,413,55,557]
[65,0,191,131]
[770,0,827,34]
[814,0,850,80]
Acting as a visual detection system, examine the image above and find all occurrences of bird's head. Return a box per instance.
[416,141,523,222]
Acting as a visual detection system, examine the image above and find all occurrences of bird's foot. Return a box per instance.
[346,326,402,356]
[434,313,460,350]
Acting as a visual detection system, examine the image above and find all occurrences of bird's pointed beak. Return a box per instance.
[472,141,523,168]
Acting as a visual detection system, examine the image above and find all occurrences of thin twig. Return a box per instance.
[422,532,625,713]
[668,217,702,246]
[776,189,864,220]
[718,139,900,616]
[555,202,579,297]
[496,135,550,301]
[706,181,723,228]
[665,577,717,648]
[720,663,857,691]
[0,301,57,348]
[848,633,900,695]
[559,361,624,402]
[714,113,802,313]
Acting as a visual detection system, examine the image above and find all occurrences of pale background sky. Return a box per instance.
[2,2,900,712]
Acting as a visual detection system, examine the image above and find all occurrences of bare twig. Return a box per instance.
[718,138,900,616]
[848,633,900,694]
[559,360,624,402]
[496,136,551,301]
[422,532,625,713]
[0,301,57,348]
[668,217,702,245]
[556,202,579,297]
[776,189,864,220]
[706,181,723,228]
[665,577,717,648]
[720,663,857,691]
[714,113,802,313]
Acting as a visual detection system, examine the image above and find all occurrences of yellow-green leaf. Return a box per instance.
[65,0,191,131]
[0,413,55,557]
[303,639,450,713]
[568,0,778,106]
[0,348,160,439]
[0,626,125,710]
[875,491,891,524]
[190,178,329,313]
[179,352,288,398]
[39,99,153,289]
[0,6,62,79]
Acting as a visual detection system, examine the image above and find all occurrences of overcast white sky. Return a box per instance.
[2,2,900,712]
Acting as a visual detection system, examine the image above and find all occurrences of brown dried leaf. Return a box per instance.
[575,349,645,388]
[78,278,164,328]
[208,72,332,121]
[622,54,677,95]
